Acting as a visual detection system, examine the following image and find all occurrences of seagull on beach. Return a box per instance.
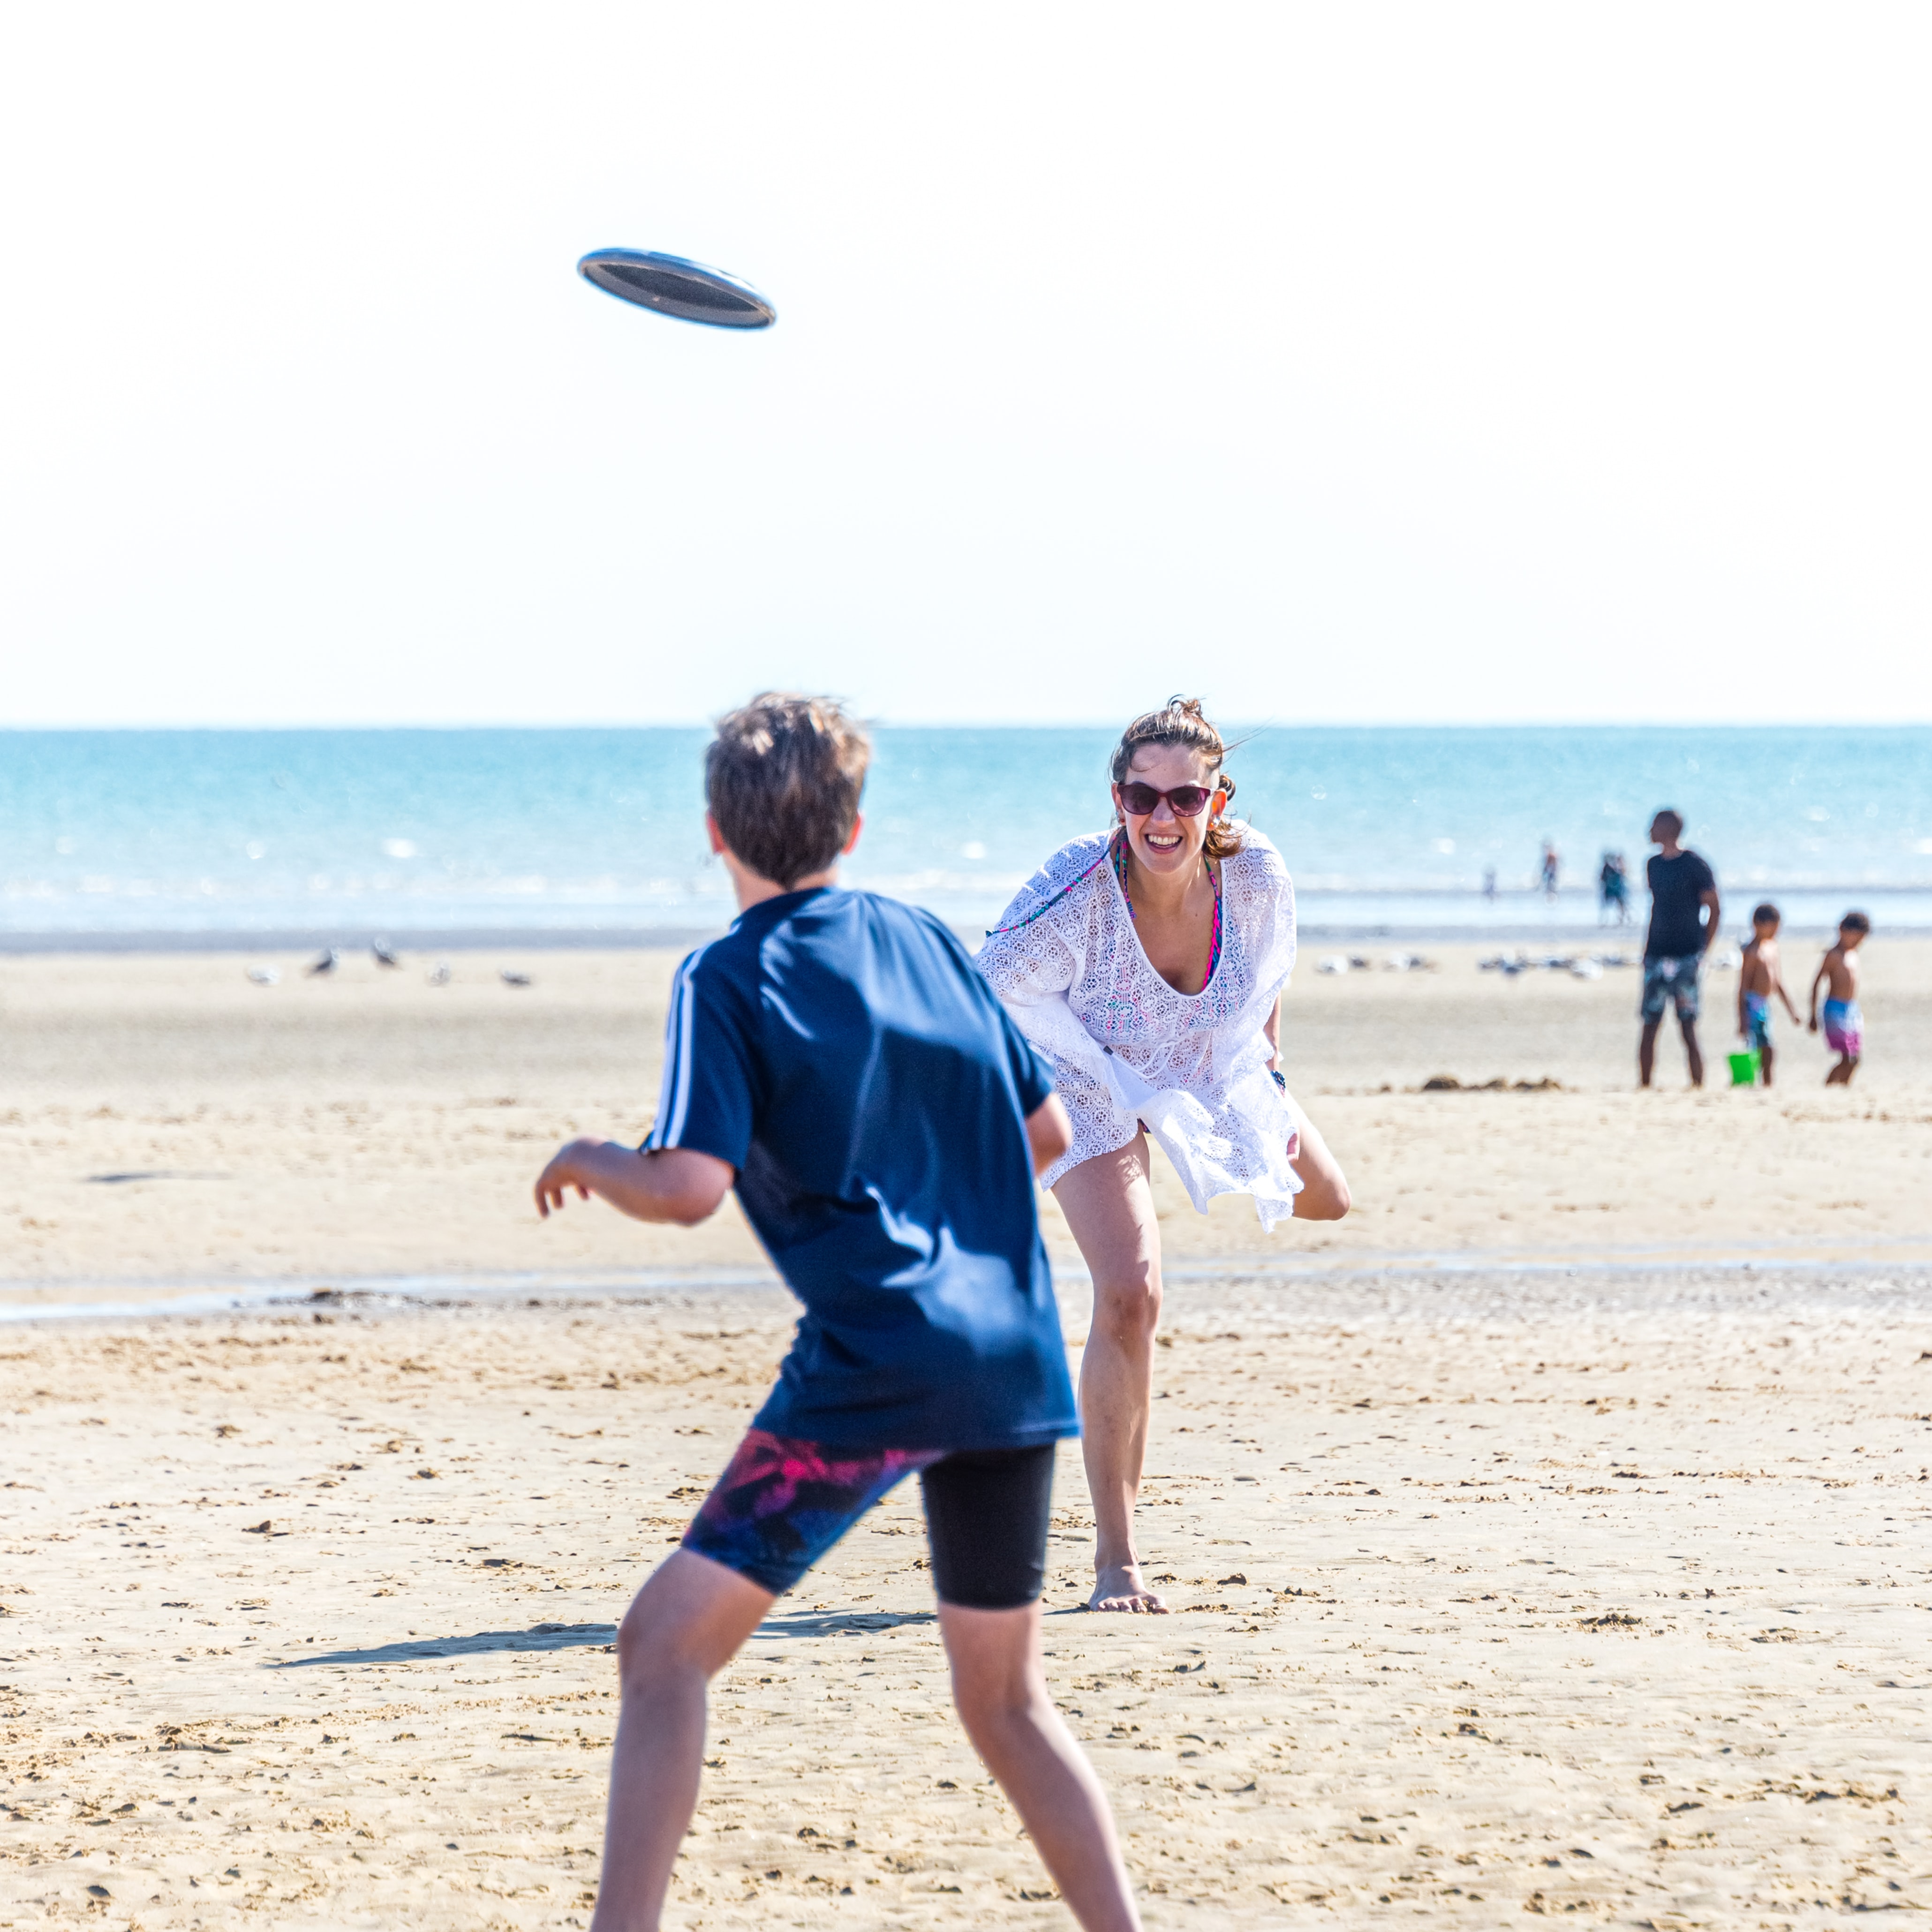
[306,948,340,977]
[427,960,452,986]
[499,968,532,988]
[372,938,401,968]
[245,965,280,986]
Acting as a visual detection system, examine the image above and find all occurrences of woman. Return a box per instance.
[976,699,1349,1614]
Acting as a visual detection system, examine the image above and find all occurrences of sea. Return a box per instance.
[3,725,1929,946]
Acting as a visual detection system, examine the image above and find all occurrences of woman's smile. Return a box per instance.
[1116,744,1218,875]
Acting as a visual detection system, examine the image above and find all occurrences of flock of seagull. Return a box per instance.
[242,945,531,988]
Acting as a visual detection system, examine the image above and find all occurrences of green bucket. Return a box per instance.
[1728,1049,1760,1087]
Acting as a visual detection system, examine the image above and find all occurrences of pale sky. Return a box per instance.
[3,4,1927,727]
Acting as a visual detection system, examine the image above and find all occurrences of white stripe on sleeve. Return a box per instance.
[646,945,709,1150]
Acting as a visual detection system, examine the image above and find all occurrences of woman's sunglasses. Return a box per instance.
[1116,781,1220,818]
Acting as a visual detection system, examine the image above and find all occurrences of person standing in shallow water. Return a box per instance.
[1599,851,1630,925]
[975,699,1350,1613]
[1639,809,1721,1088]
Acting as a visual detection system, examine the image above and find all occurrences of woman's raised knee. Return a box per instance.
[1294,1173,1351,1222]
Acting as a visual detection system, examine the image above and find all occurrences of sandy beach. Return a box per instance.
[4,939,1931,1306]
[3,942,1929,1926]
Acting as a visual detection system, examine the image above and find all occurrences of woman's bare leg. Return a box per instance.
[591,1550,774,1932]
[1288,1106,1351,1221]
[940,1599,1144,1930]
[1052,1135,1167,1613]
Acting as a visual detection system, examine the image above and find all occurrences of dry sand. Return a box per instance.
[2,941,1930,1926]
[2,1275,1927,1927]
[4,939,1931,1306]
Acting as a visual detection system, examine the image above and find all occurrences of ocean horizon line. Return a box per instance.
[2,911,1923,957]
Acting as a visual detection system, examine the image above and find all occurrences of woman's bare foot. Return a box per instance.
[1088,1561,1169,1613]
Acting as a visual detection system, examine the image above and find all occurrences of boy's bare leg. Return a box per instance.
[940,1600,1143,1931]
[1052,1136,1166,1613]
[1759,1042,1775,1087]
[1639,1018,1661,1087]
[1827,1055,1858,1086]
[591,1550,774,1932]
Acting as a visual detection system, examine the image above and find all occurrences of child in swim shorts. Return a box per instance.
[1737,903,1800,1086]
[1809,911,1870,1087]
[533,694,1143,1932]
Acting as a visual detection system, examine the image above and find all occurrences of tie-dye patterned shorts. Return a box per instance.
[680,1426,1054,1608]
[1821,998,1863,1058]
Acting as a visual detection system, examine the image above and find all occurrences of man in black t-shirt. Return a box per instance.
[1639,808,1721,1087]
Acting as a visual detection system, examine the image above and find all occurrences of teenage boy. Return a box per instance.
[1809,911,1871,1086]
[1638,809,1721,1088]
[533,694,1143,1932]
[1737,902,1800,1087]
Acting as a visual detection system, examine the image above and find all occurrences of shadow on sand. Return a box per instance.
[273,1621,617,1668]
[275,1606,938,1668]
[751,1608,935,1639]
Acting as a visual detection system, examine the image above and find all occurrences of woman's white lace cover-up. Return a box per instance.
[975,828,1302,1230]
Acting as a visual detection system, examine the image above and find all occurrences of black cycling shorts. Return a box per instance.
[680,1429,1054,1610]
[920,1443,1055,1610]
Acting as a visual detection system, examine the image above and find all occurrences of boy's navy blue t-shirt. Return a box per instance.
[644,886,1077,1453]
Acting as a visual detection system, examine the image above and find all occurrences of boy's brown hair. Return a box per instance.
[705,693,871,889]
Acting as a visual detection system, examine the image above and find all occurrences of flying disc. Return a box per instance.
[576,249,776,328]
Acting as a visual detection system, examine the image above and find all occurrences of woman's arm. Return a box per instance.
[974,840,1108,1006]
[1227,838,1298,1022]
[1025,1095,1073,1177]
[975,916,1080,1006]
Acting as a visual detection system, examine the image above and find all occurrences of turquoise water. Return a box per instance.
[4,726,1930,938]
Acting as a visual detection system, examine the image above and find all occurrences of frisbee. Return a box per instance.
[576,249,776,329]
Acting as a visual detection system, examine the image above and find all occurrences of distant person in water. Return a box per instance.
[1737,904,1800,1087]
[1809,912,1870,1085]
[1598,851,1630,925]
[1482,866,1497,903]
[1540,840,1561,900]
[1639,810,1720,1088]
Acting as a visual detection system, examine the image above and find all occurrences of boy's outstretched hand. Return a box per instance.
[534,1140,596,1215]
[535,1137,734,1227]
